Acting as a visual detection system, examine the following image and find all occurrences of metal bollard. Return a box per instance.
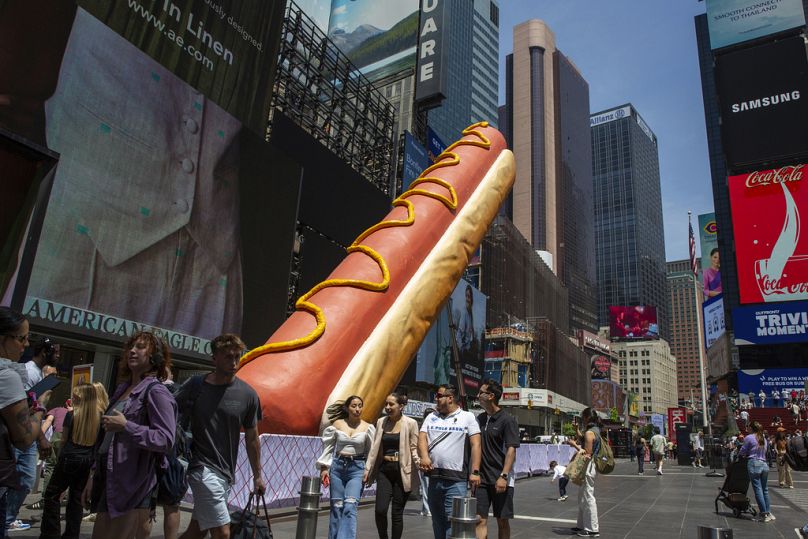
[449,496,480,539]
[296,476,322,539]
[697,525,733,539]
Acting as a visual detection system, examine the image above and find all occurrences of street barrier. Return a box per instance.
[184,436,577,509]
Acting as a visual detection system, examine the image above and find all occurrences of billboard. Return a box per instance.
[698,212,721,300]
[703,294,726,349]
[737,368,808,397]
[0,2,292,358]
[413,281,486,391]
[590,354,611,380]
[715,37,808,168]
[402,131,430,190]
[608,306,660,341]
[327,0,419,82]
[706,0,806,50]
[733,300,808,345]
[668,407,687,430]
[414,0,447,105]
[728,164,808,304]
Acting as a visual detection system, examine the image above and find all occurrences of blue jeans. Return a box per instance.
[427,478,466,539]
[328,457,365,539]
[6,443,36,525]
[747,459,770,515]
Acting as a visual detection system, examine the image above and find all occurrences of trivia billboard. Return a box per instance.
[728,163,808,304]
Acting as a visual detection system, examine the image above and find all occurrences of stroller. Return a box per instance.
[714,458,757,518]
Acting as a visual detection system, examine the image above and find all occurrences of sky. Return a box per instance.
[498,1,716,262]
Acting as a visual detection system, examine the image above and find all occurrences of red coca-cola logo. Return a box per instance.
[745,164,803,189]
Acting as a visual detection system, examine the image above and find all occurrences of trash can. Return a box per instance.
[697,525,733,539]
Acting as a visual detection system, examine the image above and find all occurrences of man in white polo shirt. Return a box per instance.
[419,384,481,539]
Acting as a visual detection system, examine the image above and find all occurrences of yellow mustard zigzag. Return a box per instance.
[239,122,492,366]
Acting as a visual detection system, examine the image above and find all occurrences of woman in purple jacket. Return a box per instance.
[739,421,774,522]
[81,331,176,538]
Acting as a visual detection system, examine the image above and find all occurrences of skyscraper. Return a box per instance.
[500,19,597,334]
[428,0,500,143]
[592,104,669,340]
[667,258,704,407]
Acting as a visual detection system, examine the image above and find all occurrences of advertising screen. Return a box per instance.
[0,2,291,358]
[590,355,611,380]
[608,306,659,341]
[698,212,721,300]
[715,36,808,169]
[733,300,808,345]
[703,294,726,349]
[728,163,808,304]
[327,0,418,82]
[737,368,808,398]
[706,0,805,50]
[413,281,486,391]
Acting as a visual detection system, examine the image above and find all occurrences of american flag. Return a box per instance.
[689,217,698,276]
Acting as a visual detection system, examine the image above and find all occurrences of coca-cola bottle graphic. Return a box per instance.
[754,177,808,301]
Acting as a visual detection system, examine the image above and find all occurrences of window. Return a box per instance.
[489,2,499,26]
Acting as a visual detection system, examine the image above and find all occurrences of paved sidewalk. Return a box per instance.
[9,459,807,538]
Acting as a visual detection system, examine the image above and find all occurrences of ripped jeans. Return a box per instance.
[328,456,365,539]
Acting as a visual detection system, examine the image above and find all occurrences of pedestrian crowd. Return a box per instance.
[0,306,263,539]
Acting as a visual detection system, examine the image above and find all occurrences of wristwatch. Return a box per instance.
[499,472,508,479]
[471,470,480,475]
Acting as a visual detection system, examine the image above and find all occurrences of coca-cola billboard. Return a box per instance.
[728,163,808,303]
[715,36,808,169]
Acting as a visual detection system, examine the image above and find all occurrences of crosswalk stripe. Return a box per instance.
[513,515,577,524]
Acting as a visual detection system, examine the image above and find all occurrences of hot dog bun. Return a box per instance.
[237,122,514,435]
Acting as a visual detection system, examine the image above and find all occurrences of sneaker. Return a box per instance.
[577,531,600,537]
[26,499,44,510]
[558,495,568,501]
[789,485,794,489]
[657,470,663,475]
[82,513,97,522]
[762,513,775,522]
[7,520,31,531]
[638,472,643,475]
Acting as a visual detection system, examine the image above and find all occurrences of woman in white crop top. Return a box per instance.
[317,396,375,539]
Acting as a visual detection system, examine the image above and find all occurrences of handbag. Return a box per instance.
[230,491,273,539]
[563,450,588,486]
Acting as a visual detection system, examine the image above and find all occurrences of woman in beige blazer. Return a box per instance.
[363,393,420,539]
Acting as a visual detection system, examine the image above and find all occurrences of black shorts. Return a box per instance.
[475,485,514,519]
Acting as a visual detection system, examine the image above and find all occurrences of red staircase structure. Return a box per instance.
[736,406,808,435]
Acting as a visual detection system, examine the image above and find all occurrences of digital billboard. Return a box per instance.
[703,294,726,349]
[608,306,659,341]
[327,0,418,82]
[590,355,611,380]
[698,212,721,300]
[413,281,486,391]
[733,300,808,345]
[714,36,808,169]
[0,2,291,358]
[737,368,808,397]
[706,0,806,50]
[728,163,808,304]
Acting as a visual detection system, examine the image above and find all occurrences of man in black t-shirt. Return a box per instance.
[475,379,520,539]
[177,334,264,539]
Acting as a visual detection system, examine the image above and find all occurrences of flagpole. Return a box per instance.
[690,212,711,438]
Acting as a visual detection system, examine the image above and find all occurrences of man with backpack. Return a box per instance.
[475,379,519,539]
[177,334,264,539]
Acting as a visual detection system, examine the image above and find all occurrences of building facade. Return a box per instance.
[592,104,669,340]
[667,258,705,408]
[500,19,597,334]
[614,339,678,417]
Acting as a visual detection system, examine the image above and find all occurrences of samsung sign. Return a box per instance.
[590,106,631,127]
[715,36,808,169]
[414,0,447,106]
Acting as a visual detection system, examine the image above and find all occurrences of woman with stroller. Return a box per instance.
[739,421,774,522]
[40,383,108,539]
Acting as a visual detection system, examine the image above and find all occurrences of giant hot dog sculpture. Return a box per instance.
[237,122,515,435]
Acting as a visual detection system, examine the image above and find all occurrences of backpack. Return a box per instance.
[594,435,615,475]
[142,376,204,505]
[784,432,808,472]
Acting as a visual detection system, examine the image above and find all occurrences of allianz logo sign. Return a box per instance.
[731,90,800,113]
